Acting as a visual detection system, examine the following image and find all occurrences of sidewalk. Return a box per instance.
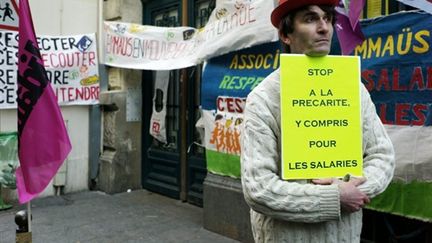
[0,190,240,243]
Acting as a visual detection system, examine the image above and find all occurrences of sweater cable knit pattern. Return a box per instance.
[241,69,395,243]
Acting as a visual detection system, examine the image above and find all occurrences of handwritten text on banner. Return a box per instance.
[0,31,99,108]
[103,0,277,70]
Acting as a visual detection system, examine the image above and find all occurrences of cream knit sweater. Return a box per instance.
[241,69,395,243]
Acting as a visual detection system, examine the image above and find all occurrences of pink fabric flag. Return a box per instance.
[348,0,365,30]
[335,0,366,55]
[16,0,72,204]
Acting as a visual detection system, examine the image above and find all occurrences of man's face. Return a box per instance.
[282,5,334,56]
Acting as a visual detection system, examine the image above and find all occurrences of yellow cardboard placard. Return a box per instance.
[280,54,363,180]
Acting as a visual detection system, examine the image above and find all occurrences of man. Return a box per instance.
[240,0,395,242]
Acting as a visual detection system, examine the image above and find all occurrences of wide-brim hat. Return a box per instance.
[271,0,339,28]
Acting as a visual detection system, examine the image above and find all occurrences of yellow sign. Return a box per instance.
[280,54,363,180]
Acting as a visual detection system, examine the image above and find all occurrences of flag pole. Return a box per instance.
[27,201,32,232]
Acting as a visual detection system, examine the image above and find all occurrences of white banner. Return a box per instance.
[103,0,277,70]
[150,71,170,143]
[0,31,100,108]
[386,125,432,182]
[397,0,432,14]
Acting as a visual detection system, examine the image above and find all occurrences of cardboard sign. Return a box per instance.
[280,54,363,180]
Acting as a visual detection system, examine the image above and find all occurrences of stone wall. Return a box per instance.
[98,0,143,193]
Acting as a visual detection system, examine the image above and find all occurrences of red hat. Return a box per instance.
[271,0,339,28]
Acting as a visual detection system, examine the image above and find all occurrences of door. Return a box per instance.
[185,0,215,206]
[142,0,215,206]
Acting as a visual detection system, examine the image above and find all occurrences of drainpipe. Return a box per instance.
[97,0,104,63]
[180,0,188,202]
[87,0,105,188]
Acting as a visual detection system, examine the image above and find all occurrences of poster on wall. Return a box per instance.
[334,11,432,221]
[201,41,281,178]
[352,11,432,182]
[0,31,99,108]
[103,0,278,70]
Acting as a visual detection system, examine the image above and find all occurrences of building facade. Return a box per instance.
[1,0,431,242]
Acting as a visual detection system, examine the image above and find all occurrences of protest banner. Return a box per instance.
[201,42,280,178]
[0,31,99,108]
[338,11,432,221]
[280,55,363,180]
[103,0,277,70]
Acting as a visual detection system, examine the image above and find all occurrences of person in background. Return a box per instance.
[241,0,395,242]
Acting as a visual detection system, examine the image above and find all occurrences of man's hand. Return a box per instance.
[338,178,370,212]
[312,177,370,213]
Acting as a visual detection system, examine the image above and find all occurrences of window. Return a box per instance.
[153,6,179,27]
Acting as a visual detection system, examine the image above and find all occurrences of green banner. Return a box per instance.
[206,150,241,178]
[367,181,432,222]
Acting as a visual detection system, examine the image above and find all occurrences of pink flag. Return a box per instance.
[335,0,366,55]
[16,0,72,204]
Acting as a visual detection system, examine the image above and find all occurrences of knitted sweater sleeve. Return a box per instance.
[357,84,395,197]
[241,90,340,223]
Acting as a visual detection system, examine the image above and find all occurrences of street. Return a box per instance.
[0,190,239,243]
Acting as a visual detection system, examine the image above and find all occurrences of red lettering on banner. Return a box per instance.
[363,66,432,92]
[226,98,234,112]
[378,103,427,126]
[412,104,427,126]
[377,69,391,91]
[75,86,99,100]
[409,67,424,90]
[362,69,375,91]
[68,87,75,101]
[428,67,432,89]
[235,98,244,113]
[379,104,392,124]
[108,36,133,56]
[55,86,99,102]
[216,97,246,113]
[392,68,406,91]
[41,51,96,68]
[395,103,411,125]
[217,97,224,111]
[57,87,67,100]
